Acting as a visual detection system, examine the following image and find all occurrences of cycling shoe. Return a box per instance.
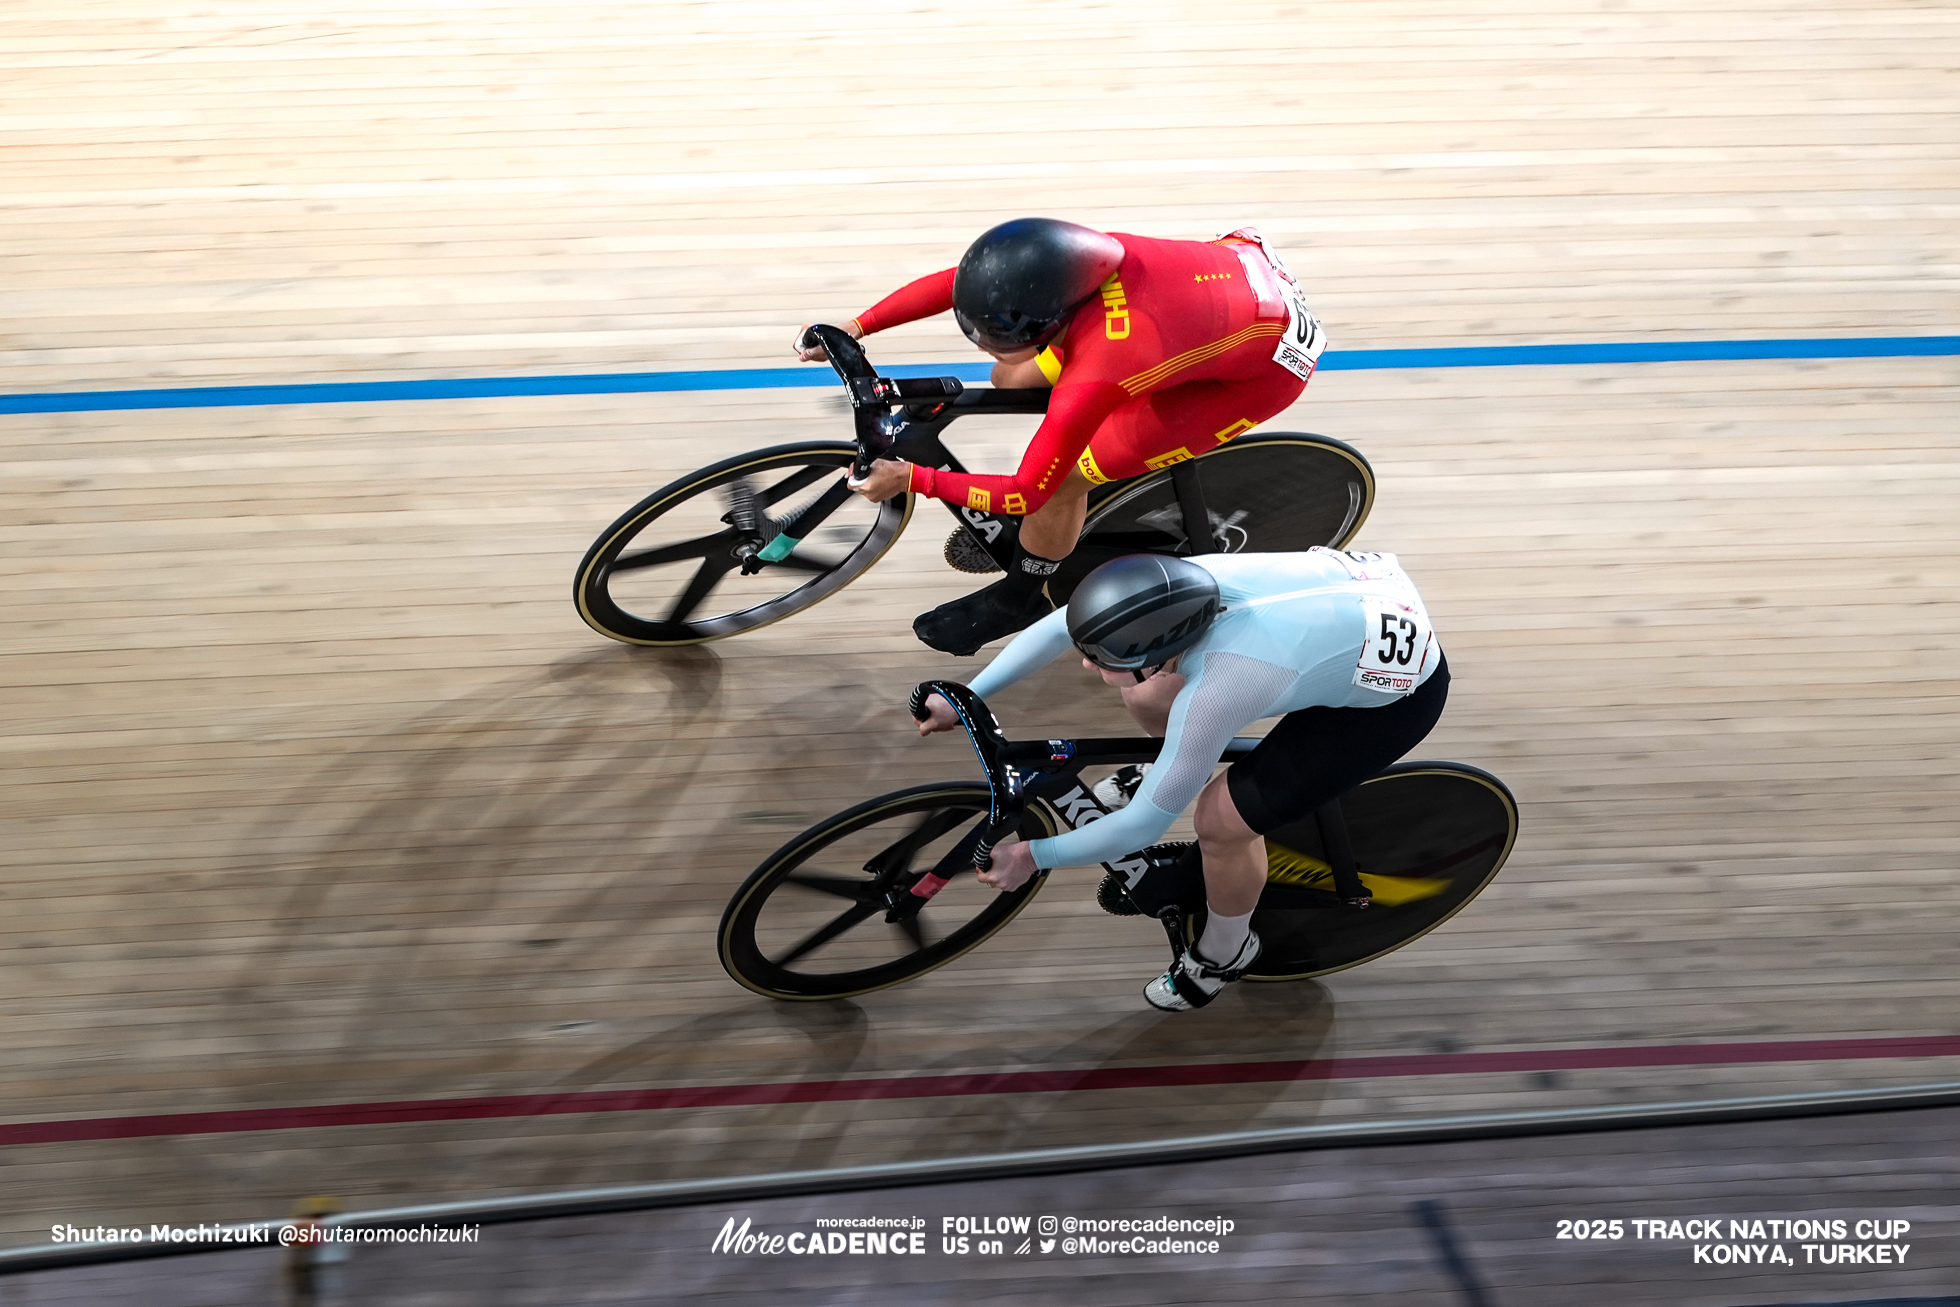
[913,579,1051,656]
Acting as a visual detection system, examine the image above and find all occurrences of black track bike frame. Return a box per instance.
[900,680,1373,962]
[779,325,1222,575]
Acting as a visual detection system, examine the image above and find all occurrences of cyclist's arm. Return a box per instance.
[852,268,956,336]
[1026,652,1293,870]
[906,379,1127,515]
[967,608,1076,701]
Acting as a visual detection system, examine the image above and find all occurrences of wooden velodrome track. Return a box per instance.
[3,0,1956,1249]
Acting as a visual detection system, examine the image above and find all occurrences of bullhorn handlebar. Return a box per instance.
[910,680,1019,871]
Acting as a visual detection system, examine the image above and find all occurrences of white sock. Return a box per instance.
[1197,907,1254,966]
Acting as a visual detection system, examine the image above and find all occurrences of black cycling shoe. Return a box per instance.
[912,578,1052,656]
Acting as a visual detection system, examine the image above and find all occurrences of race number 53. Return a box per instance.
[1353,597,1431,695]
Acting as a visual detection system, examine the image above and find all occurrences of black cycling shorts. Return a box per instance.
[1225,654,1450,835]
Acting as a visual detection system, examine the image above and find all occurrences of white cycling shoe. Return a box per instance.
[1144,932,1261,1012]
[1092,763,1151,810]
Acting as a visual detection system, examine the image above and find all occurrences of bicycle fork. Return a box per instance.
[882,819,1006,923]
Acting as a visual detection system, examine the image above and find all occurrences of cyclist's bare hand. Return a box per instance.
[976,839,1037,893]
[915,692,960,737]
[794,320,862,363]
[847,458,910,503]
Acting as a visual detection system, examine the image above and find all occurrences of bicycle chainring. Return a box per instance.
[943,528,1004,574]
[1096,871,1142,916]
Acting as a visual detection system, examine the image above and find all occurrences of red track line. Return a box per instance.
[6,1036,1957,1148]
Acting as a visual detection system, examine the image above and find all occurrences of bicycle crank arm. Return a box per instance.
[1156,906,1190,963]
[752,476,857,566]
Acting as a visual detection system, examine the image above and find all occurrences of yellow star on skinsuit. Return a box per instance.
[1265,844,1450,906]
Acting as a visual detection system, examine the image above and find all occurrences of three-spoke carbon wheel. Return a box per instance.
[576,443,911,645]
[719,783,1061,1000]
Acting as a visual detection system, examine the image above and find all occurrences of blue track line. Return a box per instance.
[2,335,1954,416]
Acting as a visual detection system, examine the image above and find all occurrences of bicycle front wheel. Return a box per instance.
[719,783,1060,1000]
[575,443,912,645]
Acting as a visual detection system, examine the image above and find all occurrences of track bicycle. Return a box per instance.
[575,325,1375,645]
[719,681,1518,1001]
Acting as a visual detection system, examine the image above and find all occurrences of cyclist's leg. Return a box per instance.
[1018,362,1304,561]
[1224,656,1453,841]
[1176,657,1452,981]
[913,497,1079,653]
[1192,776,1267,918]
[1016,468,1094,561]
[1074,361,1309,489]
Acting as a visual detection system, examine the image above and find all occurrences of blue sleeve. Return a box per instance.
[1028,793,1182,871]
[1025,651,1287,869]
[967,607,1076,702]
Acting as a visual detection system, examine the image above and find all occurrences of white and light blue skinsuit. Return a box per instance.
[966,549,1441,870]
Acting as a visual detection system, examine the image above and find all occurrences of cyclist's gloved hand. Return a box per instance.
[911,688,961,737]
[976,839,1038,893]
[847,458,910,503]
[793,320,863,363]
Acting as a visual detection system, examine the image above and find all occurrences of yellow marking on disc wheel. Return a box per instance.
[1265,843,1451,907]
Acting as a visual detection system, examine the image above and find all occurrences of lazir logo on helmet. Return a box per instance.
[1113,608,1208,660]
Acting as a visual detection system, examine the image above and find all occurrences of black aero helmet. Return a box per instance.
[952,218,1125,353]
[1067,555,1222,673]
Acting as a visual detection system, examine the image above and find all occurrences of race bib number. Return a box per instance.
[1218,225,1325,381]
[1353,595,1432,695]
[1271,281,1325,382]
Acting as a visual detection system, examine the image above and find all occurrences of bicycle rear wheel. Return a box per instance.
[575,444,911,645]
[1054,431,1374,604]
[719,783,1061,1000]
[1190,762,1517,982]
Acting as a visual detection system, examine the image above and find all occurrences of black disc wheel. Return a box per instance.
[575,443,912,645]
[1184,762,1518,982]
[1053,432,1375,604]
[719,783,1061,1000]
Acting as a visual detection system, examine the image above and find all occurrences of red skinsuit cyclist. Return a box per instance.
[799,219,1325,656]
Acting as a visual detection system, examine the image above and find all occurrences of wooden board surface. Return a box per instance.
[1,0,1957,1247]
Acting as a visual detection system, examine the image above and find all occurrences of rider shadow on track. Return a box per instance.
[216,644,905,1189]
[223,646,734,1068]
[210,643,1030,1183]
[219,640,1349,1190]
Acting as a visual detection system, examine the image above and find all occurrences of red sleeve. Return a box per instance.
[853,268,957,336]
[908,380,1128,516]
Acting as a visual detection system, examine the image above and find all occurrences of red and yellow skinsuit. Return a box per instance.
[851,232,1314,516]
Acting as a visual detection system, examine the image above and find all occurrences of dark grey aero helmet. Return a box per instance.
[1067,555,1222,673]
[952,218,1125,353]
